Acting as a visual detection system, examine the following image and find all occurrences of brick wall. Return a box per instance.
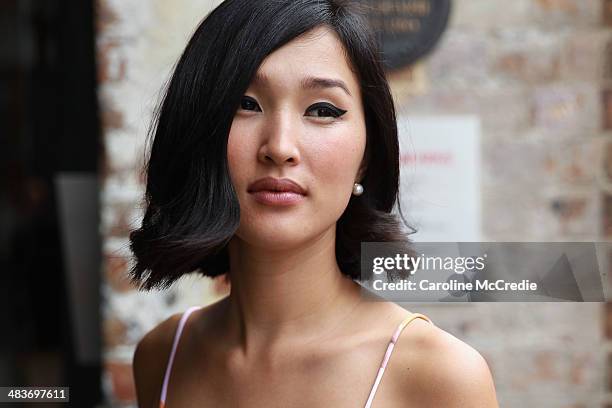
[396,1,610,406]
[96,0,610,406]
[96,1,227,406]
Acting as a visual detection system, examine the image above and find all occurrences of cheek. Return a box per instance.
[227,123,254,185]
[226,137,239,183]
[306,131,365,188]
[302,135,365,222]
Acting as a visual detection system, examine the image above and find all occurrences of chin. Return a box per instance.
[236,222,329,251]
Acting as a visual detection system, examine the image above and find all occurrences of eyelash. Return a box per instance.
[239,96,347,119]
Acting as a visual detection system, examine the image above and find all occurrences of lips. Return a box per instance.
[247,177,307,206]
[247,177,307,195]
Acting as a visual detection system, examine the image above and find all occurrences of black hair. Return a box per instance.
[129,0,417,290]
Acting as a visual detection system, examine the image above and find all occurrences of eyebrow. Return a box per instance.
[252,72,352,97]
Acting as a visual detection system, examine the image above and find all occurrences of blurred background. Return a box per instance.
[1,0,611,407]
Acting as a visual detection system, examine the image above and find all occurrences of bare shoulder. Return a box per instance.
[132,299,228,407]
[131,300,221,408]
[391,316,499,408]
[132,311,184,408]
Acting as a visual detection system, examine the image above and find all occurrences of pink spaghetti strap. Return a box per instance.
[159,306,202,408]
[363,313,433,408]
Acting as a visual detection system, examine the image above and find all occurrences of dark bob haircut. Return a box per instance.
[129,0,417,290]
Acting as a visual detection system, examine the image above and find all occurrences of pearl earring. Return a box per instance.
[352,183,364,196]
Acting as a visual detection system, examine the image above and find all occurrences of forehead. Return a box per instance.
[252,26,360,95]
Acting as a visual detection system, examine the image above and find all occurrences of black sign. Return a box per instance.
[355,0,451,71]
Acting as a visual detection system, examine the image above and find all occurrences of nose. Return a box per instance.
[257,110,301,166]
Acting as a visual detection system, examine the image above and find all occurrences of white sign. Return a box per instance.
[396,116,482,242]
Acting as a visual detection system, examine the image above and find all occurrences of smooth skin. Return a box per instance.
[133,26,499,407]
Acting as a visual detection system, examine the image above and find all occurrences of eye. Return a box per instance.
[306,102,347,119]
[240,96,261,112]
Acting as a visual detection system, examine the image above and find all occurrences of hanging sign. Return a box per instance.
[355,0,451,70]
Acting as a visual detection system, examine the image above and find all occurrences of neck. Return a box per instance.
[223,226,362,356]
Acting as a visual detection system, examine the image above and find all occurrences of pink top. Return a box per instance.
[159,306,433,408]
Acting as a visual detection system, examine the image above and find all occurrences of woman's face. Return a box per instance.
[227,26,367,250]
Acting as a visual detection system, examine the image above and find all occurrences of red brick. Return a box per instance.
[104,316,128,348]
[561,31,608,81]
[603,89,612,130]
[609,351,612,391]
[101,105,124,130]
[603,196,612,237]
[533,350,559,380]
[105,361,136,404]
[107,201,136,238]
[548,192,599,237]
[531,0,600,27]
[605,302,612,339]
[105,252,136,293]
[95,0,120,33]
[605,39,612,80]
[603,140,612,183]
[533,85,599,133]
[494,38,562,83]
[605,0,612,26]
[569,353,589,385]
[97,40,127,84]
[557,139,601,184]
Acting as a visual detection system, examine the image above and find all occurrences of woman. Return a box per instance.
[130,0,499,406]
